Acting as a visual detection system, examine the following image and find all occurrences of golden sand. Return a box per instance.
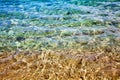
[0,48,120,80]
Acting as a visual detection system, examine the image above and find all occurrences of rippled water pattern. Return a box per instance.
[0,0,120,51]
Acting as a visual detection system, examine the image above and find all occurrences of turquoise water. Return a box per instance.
[0,0,120,51]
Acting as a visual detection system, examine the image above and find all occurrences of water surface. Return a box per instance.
[0,0,120,51]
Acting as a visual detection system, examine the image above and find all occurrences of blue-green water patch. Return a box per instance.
[0,0,120,52]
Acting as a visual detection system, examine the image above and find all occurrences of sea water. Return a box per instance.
[0,0,120,51]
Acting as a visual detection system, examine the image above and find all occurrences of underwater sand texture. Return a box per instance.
[0,0,120,80]
[0,48,120,80]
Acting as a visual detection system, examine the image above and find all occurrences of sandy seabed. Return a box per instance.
[0,47,120,80]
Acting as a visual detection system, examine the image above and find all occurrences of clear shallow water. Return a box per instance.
[0,0,120,51]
